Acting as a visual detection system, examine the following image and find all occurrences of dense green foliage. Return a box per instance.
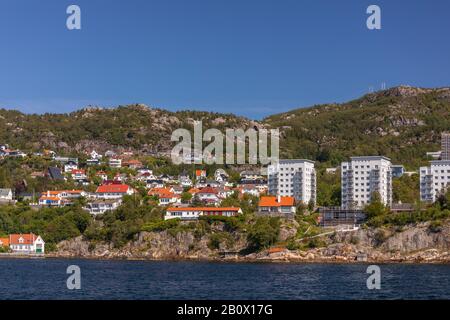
[0,203,91,251]
[246,216,281,250]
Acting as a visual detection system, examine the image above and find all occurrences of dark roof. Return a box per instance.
[48,167,64,180]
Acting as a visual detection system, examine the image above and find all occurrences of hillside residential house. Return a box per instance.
[64,160,79,173]
[258,196,296,217]
[109,158,122,168]
[96,171,108,181]
[148,187,181,206]
[341,156,393,209]
[179,175,193,188]
[240,170,264,182]
[0,188,13,201]
[83,199,122,215]
[420,160,450,202]
[165,207,242,221]
[146,179,165,189]
[71,169,88,181]
[214,169,229,183]
[38,190,86,207]
[235,184,260,197]
[95,184,134,199]
[122,159,143,169]
[268,159,316,205]
[195,187,221,205]
[8,233,45,254]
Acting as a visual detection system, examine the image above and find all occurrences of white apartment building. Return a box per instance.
[420,160,450,202]
[267,159,316,205]
[441,132,450,161]
[341,156,392,209]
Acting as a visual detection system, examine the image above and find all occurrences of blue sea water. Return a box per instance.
[0,258,449,300]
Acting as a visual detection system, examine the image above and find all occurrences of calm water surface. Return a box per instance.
[0,258,449,299]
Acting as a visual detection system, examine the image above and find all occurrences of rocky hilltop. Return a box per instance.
[52,219,450,263]
[1,85,450,167]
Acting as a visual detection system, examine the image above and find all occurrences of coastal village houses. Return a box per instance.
[165,207,242,221]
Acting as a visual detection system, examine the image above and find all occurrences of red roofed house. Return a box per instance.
[165,207,242,221]
[96,184,134,199]
[8,233,45,254]
[258,196,296,217]
[71,169,87,181]
[195,187,221,205]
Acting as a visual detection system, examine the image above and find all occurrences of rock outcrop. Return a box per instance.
[52,220,450,263]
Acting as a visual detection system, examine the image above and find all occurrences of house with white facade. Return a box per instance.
[0,188,13,202]
[268,159,316,205]
[84,199,122,215]
[420,160,450,202]
[341,156,392,209]
[109,158,122,168]
[165,207,242,221]
[8,233,45,254]
[258,196,296,217]
[95,184,134,199]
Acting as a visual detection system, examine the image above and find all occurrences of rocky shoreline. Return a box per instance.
[46,220,450,264]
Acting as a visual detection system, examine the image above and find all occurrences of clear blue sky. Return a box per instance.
[1,0,449,119]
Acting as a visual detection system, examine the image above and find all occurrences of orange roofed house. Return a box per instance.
[0,237,9,248]
[96,184,134,199]
[165,207,242,221]
[148,187,181,206]
[8,233,45,254]
[258,196,296,217]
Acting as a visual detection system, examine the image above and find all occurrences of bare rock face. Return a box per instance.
[54,220,450,263]
[55,227,248,261]
[278,220,299,242]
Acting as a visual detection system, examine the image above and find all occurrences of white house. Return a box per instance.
[165,207,242,221]
[95,184,134,199]
[0,188,13,201]
[109,158,122,168]
[64,160,79,173]
[83,199,122,215]
[8,233,45,254]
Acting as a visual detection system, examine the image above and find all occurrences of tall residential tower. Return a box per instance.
[268,159,316,205]
[341,156,392,209]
